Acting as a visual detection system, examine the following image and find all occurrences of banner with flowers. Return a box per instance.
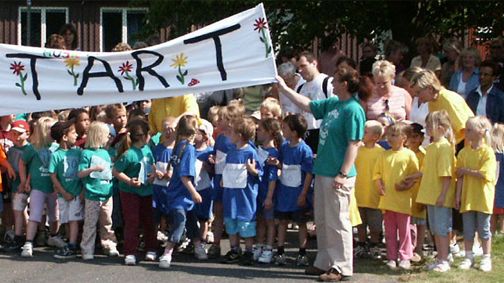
[0,3,276,116]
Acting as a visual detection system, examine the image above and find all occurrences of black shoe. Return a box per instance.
[54,246,77,259]
[2,241,22,252]
[221,250,241,264]
[240,251,254,266]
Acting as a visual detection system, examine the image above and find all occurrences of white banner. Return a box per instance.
[0,3,277,116]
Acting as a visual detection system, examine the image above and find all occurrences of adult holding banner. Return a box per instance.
[148,95,200,135]
[277,66,365,282]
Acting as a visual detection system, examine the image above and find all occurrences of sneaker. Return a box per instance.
[159,253,172,269]
[206,231,214,244]
[370,246,382,259]
[258,249,273,264]
[157,231,168,242]
[82,253,94,260]
[295,254,310,266]
[194,244,208,260]
[106,247,120,257]
[145,251,157,261]
[274,253,287,266]
[458,257,474,270]
[124,254,137,265]
[450,242,461,255]
[54,246,77,259]
[222,250,241,264]
[473,245,484,257]
[21,242,33,257]
[252,245,263,261]
[207,245,221,259]
[386,260,397,270]
[479,256,492,272]
[432,260,450,272]
[240,251,254,266]
[2,241,22,252]
[398,259,411,270]
[47,235,67,249]
[426,260,439,271]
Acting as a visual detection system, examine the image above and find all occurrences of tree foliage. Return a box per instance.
[131,0,504,52]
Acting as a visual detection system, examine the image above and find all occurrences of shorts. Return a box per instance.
[12,192,28,212]
[224,218,256,238]
[58,197,84,224]
[427,205,452,237]
[256,194,274,221]
[29,189,59,223]
[412,217,427,226]
[195,188,213,221]
[462,211,492,241]
[358,207,383,232]
[275,209,309,224]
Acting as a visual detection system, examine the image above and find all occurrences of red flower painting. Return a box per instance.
[10,61,25,75]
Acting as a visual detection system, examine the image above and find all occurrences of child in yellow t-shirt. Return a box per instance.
[455,116,496,272]
[373,122,419,270]
[405,123,427,261]
[413,110,456,273]
[354,120,385,259]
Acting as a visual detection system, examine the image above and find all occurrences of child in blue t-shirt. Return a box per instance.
[254,118,281,264]
[221,117,262,265]
[48,120,83,259]
[271,114,313,266]
[194,120,214,244]
[157,115,206,268]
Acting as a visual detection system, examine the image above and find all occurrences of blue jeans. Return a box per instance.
[462,211,492,241]
[168,209,200,244]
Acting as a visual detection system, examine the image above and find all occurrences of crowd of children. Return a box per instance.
[0,91,502,275]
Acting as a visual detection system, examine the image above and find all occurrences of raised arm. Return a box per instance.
[276,76,312,113]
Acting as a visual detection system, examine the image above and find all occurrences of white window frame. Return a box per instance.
[17,7,69,47]
[99,7,148,52]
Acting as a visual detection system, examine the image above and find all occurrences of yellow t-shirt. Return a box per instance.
[457,145,496,214]
[416,137,456,207]
[355,145,385,209]
[373,148,419,215]
[350,190,362,226]
[428,88,474,144]
[411,147,427,219]
[148,94,200,134]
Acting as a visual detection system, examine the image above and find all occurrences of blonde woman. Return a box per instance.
[449,47,482,98]
[366,60,412,121]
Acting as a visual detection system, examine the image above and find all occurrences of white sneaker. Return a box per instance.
[145,251,157,261]
[157,231,168,242]
[398,259,411,270]
[432,260,450,272]
[206,231,214,244]
[47,235,67,249]
[82,253,95,260]
[159,253,172,268]
[252,245,263,261]
[124,255,136,265]
[194,244,208,260]
[473,245,484,257]
[450,243,461,255]
[21,242,33,257]
[458,257,474,270]
[107,247,120,257]
[479,256,492,272]
[426,260,439,271]
[386,260,397,270]
[258,249,273,264]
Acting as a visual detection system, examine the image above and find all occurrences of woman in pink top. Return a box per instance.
[366,60,412,121]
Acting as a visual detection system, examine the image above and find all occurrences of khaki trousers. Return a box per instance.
[80,198,117,255]
[313,175,354,276]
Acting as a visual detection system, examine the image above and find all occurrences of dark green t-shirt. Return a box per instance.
[22,144,56,193]
[48,147,82,197]
[114,145,154,196]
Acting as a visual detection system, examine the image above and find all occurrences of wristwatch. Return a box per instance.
[338,171,349,179]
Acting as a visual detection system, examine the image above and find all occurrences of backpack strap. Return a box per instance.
[296,83,305,93]
[322,76,331,98]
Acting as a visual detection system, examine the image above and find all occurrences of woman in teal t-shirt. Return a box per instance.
[276,67,365,281]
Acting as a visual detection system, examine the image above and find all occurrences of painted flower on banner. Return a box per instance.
[118,61,139,90]
[171,53,189,85]
[10,61,28,96]
[253,17,272,58]
[64,57,80,86]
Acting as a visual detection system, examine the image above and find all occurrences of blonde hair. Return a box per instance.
[460,47,482,67]
[260,97,282,119]
[411,69,442,93]
[386,121,411,138]
[491,123,504,153]
[365,120,384,137]
[425,110,455,145]
[57,110,70,122]
[31,117,57,149]
[220,100,245,122]
[85,121,110,149]
[372,60,396,80]
[466,116,492,146]
[207,105,220,126]
[112,43,132,52]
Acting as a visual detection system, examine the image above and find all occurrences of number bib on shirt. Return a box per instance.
[280,164,302,187]
[222,163,247,189]
[215,150,227,174]
[195,159,212,191]
[152,161,169,187]
[90,155,112,181]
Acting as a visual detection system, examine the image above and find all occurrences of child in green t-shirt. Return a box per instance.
[48,120,83,259]
[78,121,118,260]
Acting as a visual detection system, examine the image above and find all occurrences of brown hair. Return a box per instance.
[117,119,149,157]
[283,114,307,138]
[46,34,66,49]
[233,117,256,142]
[259,118,283,151]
